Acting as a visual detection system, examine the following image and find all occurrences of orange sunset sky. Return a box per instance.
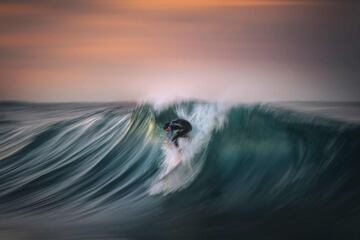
[0,0,359,102]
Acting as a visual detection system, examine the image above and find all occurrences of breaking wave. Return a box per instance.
[0,101,360,239]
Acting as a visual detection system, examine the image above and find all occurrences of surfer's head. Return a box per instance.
[163,122,170,131]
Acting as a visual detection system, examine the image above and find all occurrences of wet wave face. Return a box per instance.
[0,101,360,240]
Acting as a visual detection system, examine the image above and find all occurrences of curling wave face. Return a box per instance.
[0,101,360,239]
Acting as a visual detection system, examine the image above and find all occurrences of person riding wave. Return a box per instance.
[163,119,192,147]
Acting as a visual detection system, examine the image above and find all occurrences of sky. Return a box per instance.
[0,0,359,102]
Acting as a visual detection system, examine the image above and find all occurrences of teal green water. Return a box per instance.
[0,101,359,239]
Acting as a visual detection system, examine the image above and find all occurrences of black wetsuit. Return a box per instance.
[164,119,192,147]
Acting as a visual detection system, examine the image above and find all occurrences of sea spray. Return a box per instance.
[149,103,230,195]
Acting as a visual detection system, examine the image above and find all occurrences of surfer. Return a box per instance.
[163,119,192,147]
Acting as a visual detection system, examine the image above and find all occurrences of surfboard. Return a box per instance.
[157,140,182,180]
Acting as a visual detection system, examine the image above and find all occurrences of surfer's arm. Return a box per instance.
[171,129,186,141]
[170,123,182,131]
[171,134,179,147]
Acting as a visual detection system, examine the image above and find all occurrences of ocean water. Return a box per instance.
[0,101,359,240]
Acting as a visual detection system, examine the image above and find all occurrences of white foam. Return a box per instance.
[149,102,230,195]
